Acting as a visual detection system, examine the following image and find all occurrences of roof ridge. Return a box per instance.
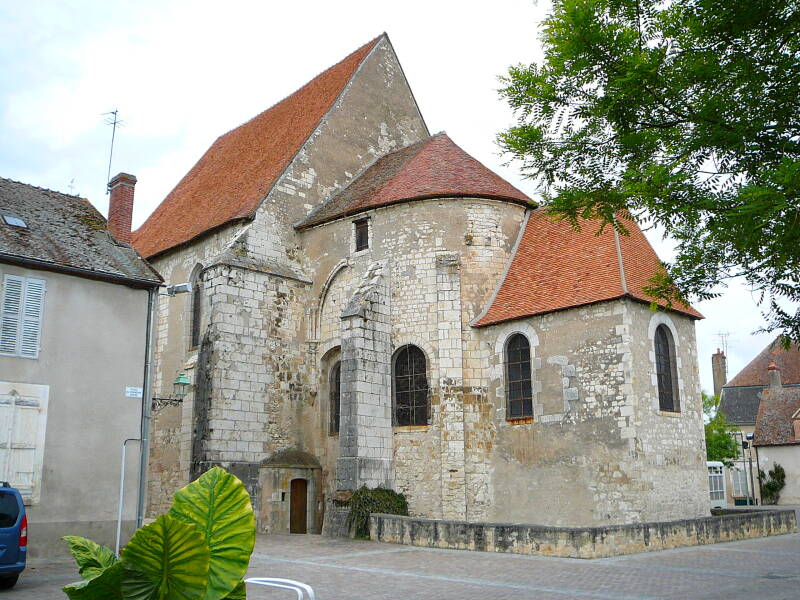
[0,176,89,202]
[213,34,385,143]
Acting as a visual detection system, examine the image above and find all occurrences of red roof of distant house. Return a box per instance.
[473,209,702,326]
[725,338,800,387]
[132,36,383,259]
[754,384,800,446]
[296,133,534,228]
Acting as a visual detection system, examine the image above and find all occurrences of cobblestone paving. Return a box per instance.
[10,533,800,599]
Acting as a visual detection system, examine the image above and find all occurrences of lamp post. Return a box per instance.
[152,372,191,411]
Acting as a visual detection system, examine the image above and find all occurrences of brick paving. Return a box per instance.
[10,532,800,599]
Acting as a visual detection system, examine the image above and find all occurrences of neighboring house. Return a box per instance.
[0,175,161,556]
[753,362,800,504]
[718,338,800,504]
[135,34,708,533]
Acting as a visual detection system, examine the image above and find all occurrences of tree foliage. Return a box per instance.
[759,462,786,504]
[499,0,800,340]
[702,392,739,466]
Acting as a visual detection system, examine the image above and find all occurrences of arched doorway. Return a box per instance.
[290,479,308,534]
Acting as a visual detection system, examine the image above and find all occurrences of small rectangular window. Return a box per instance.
[2,215,27,228]
[354,219,369,252]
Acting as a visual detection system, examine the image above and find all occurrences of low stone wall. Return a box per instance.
[322,502,353,538]
[370,510,797,558]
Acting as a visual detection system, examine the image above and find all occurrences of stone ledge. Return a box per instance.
[369,509,798,558]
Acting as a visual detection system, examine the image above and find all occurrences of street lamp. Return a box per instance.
[152,372,192,411]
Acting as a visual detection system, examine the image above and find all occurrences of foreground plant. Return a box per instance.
[62,467,255,599]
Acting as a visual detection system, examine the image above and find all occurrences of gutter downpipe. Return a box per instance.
[136,287,158,529]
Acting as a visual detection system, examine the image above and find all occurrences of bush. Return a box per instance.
[346,486,408,539]
[760,463,787,505]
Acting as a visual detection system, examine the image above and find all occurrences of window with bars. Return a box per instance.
[190,267,203,348]
[394,345,429,426]
[1,275,45,359]
[505,333,533,419]
[354,219,369,252]
[655,325,679,412]
[330,361,341,435]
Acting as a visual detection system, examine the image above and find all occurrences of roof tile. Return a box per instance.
[297,133,533,228]
[725,338,800,387]
[474,209,702,327]
[754,385,800,446]
[132,35,382,258]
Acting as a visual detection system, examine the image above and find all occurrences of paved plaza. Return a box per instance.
[11,532,800,599]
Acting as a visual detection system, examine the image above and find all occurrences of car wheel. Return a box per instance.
[0,574,18,589]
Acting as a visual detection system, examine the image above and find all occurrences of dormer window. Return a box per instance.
[354,218,369,252]
[2,214,26,228]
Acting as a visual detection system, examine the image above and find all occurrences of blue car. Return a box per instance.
[0,484,26,589]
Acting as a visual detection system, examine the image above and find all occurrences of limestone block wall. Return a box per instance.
[627,302,709,520]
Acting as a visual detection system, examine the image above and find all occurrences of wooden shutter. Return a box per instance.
[0,383,49,504]
[0,276,45,358]
[0,276,22,355]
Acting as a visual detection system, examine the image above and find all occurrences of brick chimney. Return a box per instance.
[767,360,782,390]
[711,348,727,397]
[107,172,137,244]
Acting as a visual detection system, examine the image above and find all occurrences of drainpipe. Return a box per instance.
[136,287,158,528]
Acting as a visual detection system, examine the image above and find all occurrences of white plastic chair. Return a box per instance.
[244,577,316,600]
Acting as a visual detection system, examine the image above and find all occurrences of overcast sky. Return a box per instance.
[0,0,779,392]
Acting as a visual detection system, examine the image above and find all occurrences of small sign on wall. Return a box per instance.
[125,387,143,398]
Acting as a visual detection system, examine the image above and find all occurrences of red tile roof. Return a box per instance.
[754,384,800,446]
[725,338,800,387]
[473,209,702,327]
[132,36,383,258]
[296,133,534,229]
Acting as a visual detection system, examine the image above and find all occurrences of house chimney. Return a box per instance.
[712,348,727,397]
[107,172,137,244]
[767,360,782,390]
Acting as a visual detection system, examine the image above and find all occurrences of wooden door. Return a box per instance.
[289,479,307,534]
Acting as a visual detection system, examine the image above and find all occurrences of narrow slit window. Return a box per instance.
[655,325,680,412]
[330,361,341,435]
[506,333,533,419]
[354,219,369,252]
[394,345,429,426]
[190,267,203,348]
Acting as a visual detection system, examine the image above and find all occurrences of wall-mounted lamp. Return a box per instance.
[152,372,192,411]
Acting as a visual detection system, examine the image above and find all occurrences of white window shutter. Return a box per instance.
[20,278,45,358]
[1,276,23,355]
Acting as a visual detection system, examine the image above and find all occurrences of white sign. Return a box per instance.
[125,387,143,398]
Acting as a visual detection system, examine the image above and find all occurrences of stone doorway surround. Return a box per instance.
[258,449,322,534]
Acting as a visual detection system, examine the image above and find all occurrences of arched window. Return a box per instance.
[190,265,203,348]
[655,325,679,412]
[330,361,341,435]
[394,345,429,426]
[506,333,533,419]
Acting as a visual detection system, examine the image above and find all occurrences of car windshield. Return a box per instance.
[0,492,19,527]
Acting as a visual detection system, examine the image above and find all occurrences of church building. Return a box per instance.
[132,34,709,533]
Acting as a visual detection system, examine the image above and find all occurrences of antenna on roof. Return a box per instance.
[716,331,730,378]
[103,109,124,194]
[68,178,76,195]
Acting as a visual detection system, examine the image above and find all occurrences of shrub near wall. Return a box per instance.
[346,487,409,539]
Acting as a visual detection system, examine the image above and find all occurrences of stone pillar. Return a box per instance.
[436,253,467,520]
[336,261,393,490]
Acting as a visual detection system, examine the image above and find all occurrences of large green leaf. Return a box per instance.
[63,561,124,599]
[62,536,118,580]
[224,581,247,600]
[120,514,210,600]
[170,467,256,600]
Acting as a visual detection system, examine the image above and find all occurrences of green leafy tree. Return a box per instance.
[702,392,739,466]
[759,462,786,504]
[499,0,800,340]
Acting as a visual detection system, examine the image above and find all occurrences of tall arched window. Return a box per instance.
[394,345,429,426]
[506,333,533,419]
[330,361,341,435]
[655,325,679,412]
[190,265,203,348]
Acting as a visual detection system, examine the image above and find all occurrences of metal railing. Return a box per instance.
[245,577,316,599]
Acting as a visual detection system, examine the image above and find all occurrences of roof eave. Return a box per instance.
[0,253,162,289]
[295,194,536,231]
